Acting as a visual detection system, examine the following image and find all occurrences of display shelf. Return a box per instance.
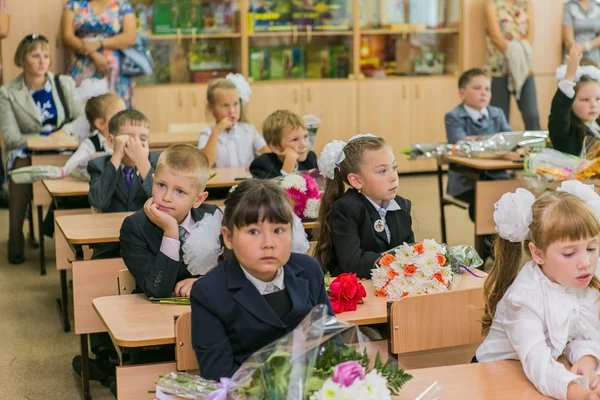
[148,33,242,40]
[361,28,460,35]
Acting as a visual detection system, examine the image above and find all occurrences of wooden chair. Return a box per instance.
[167,122,209,134]
[114,311,197,399]
[117,269,136,295]
[388,285,485,370]
[72,258,126,400]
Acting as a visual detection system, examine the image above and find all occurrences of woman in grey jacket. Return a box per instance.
[0,34,83,264]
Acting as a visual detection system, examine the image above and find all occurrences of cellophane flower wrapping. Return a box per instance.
[9,165,65,183]
[155,372,219,399]
[227,304,409,400]
[405,131,547,160]
[303,115,321,150]
[371,240,482,300]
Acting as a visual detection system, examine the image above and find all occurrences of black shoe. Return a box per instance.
[72,355,110,382]
[8,254,25,265]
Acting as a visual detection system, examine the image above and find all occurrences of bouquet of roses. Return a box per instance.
[371,239,482,300]
[224,305,412,400]
[327,273,367,314]
[278,173,322,220]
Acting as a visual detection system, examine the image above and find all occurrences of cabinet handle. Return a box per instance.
[414,84,420,100]
[178,91,183,107]
[293,89,299,104]
[402,85,406,99]
[192,92,198,107]
[307,87,312,103]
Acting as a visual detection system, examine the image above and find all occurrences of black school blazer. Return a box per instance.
[328,189,414,279]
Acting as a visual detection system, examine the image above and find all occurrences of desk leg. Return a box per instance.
[28,201,38,248]
[37,205,46,275]
[436,160,447,244]
[80,334,92,400]
[56,270,71,332]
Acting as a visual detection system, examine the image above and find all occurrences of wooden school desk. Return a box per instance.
[437,155,524,255]
[153,361,546,400]
[27,136,78,275]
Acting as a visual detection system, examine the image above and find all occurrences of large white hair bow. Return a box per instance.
[494,180,600,242]
[318,133,377,180]
[556,64,600,83]
[226,73,252,105]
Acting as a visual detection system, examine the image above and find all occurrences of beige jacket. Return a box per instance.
[0,72,84,152]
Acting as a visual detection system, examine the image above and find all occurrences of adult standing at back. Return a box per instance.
[563,0,600,66]
[484,0,541,130]
[61,0,136,107]
[0,34,84,264]
[0,0,10,209]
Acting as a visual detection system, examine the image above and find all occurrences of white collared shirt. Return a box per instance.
[463,104,490,123]
[240,264,285,295]
[198,122,267,168]
[63,131,113,175]
[160,211,194,261]
[363,195,401,243]
[476,260,600,399]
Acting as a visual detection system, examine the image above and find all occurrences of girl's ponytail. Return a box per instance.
[481,237,523,336]
[315,168,345,271]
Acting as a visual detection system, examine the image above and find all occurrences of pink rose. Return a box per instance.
[331,361,365,387]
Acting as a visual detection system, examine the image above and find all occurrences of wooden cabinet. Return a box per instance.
[359,77,459,173]
[302,81,358,155]
[133,84,208,132]
[247,81,357,155]
[244,83,304,132]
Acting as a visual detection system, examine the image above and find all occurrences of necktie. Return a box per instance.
[378,208,391,243]
[179,226,187,262]
[123,167,134,190]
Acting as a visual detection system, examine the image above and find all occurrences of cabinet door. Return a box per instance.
[302,81,358,155]
[358,80,413,173]
[133,86,178,133]
[245,83,304,133]
[183,84,209,124]
[409,77,460,172]
[461,0,487,71]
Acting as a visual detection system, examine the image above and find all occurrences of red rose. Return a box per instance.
[328,273,367,314]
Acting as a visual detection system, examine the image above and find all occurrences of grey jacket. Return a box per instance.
[445,104,512,196]
[0,72,84,152]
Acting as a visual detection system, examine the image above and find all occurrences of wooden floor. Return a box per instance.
[0,173,476,400]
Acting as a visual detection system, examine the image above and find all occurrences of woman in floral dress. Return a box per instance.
[61,0,136,106]
[484,0,540,130]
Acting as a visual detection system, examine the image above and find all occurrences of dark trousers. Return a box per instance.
[491,75,541,131]
[8,157,33,259]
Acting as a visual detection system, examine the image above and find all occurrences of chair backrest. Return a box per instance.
[174,311,200,372]
[308,241,317,257]
[117,269,136,295]
[167,122,209,134]
[389,286,484,355]
[72,258,126,335]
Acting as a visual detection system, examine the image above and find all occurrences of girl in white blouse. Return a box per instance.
[198,74,270,168]
[477,181,600,400]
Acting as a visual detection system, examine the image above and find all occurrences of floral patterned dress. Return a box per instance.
[484,0,533,77]
[65,0,134,106]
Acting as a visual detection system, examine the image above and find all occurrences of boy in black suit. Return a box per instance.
[120,144,221,298]
[87,109,159,259]
[249,110,317,179]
